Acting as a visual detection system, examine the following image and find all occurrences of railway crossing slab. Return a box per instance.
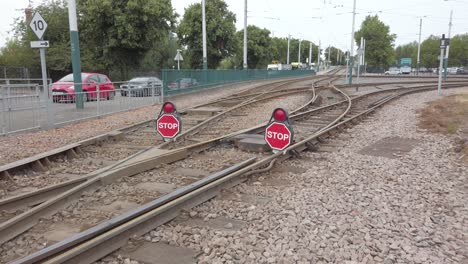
[237,137,269,152]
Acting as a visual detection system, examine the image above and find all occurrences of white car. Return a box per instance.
[385,68,401,75]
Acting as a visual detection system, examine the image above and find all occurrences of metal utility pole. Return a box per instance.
[243,0,248,69]
[348,0,357,84]
[202,0,208,70]
[309,42,312,67]
[327,45,331,68]
[363,39,366,75]
[357,37,363,85]
[417,18,422,75]
[438,34,447,96]
[345,51,349,81]
[68,0,83,109]
[298,39,301,63]
[317,40,321,72]
[287,35,291,64]
[444,10,453,80]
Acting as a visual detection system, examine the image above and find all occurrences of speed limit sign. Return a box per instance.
[29,12,48,39]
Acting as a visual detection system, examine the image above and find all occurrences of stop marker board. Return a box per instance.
[157,114,180,138]
[265,122,292,151]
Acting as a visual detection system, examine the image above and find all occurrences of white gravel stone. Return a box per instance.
[141,87,467,263]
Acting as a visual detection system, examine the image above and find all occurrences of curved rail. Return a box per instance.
[12,80,466,264]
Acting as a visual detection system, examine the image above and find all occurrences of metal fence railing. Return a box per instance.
[162,69,316,95]
[0,83,42,134]
[1,70,316,135]
[0,81,163,135]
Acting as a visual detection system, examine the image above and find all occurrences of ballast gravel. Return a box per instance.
[0,78,285,166]
[132,88,467,263]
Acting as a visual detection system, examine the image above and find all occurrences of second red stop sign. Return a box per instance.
[157,114,180,138]
[265,122,292,151]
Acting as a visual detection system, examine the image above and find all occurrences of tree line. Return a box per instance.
[0,0,339,81]
[0,0,466,81]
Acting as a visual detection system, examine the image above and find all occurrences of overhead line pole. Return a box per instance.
[348,0,357,84]
[443,10,453,80]
[417,18,422,76]
[67,0,83,109]
[287,35,291,65]
[202,0,208,70]
[363,39,366,75]
[317,40,320,72]
[243,0,248,69]
[298,39,301,64]
[309,42,312,68]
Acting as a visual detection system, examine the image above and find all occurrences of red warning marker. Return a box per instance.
[156,102,181,139]
[264,108,294,151]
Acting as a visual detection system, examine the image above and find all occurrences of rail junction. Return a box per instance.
[0,68,466,263]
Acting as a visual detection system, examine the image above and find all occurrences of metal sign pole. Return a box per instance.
[438,34,446,96]
[39,46,53,127]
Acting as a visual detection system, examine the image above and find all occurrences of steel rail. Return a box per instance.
[2,79,464,248]
[0,77,323,244]
[15,76,464,264]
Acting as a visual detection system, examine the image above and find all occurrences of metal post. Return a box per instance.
[68,0,83,109]
[202,0,208,70]
[417,18,422,75]
[345,51,349,82]
[309,42,312,67]
[317,40,321,72]
[243,0,248,69]
[287,35,290,65]
[363,39,366,75]
[438,38,445,96]
[1,86,6,135]
[298,40,301,64]
[39,47,53,127]
[96,84,100,116]
[444,10,453,80]
[348,0,357,84]
[357,38,362,87]
[327,45,331,68]
[176,49,181,70]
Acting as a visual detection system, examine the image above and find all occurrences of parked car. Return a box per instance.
[384,67,401,75]
[120,77,162,97]
[52,73,115,103]
[168,78,198,89]
[456,68,467,75]
[418,67,428,73]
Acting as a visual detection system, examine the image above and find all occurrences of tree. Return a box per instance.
[234,25,271,69]
[355,15,396,69]
[0,0,75,80]
[78,0,177,79]
[420,35,439,68]
[449,34,468,67]
[177,0,236,69]
[269,37,288,64]
[324,46,344,65]
[395,41,418,67]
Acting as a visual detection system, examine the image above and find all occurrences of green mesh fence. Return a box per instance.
[162,69,316,96]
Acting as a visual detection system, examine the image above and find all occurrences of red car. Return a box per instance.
[52,73,116,103]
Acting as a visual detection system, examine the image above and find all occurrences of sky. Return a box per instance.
[1,0,468,52]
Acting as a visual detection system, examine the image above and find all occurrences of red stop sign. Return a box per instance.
[265,122,292,150]
[157,114,180,138]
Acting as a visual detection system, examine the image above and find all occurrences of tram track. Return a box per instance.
[4,79,467,263]
[8,80,468,263]
[0,73,329,250]
[0,74,324,199]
